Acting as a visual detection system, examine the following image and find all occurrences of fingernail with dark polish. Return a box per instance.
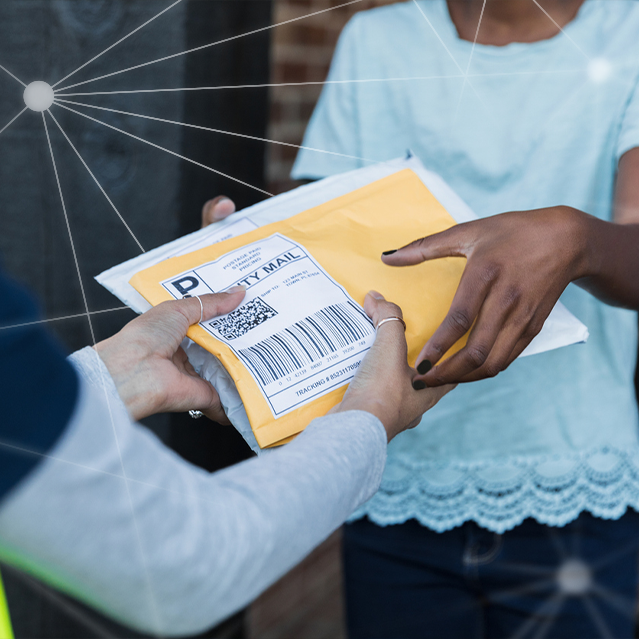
[417,360,432,375]
[382,249,397,256]
[412,380,427,391]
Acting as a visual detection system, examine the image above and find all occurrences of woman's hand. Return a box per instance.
[95,289,246,422]
[381,207,593,386]
[334,292,455,441]
[201,196,236,228]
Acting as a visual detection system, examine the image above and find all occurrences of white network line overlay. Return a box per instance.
[0,1,386,634]
[0,1,627,637]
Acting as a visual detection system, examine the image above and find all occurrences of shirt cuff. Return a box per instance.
[68,346,126,413]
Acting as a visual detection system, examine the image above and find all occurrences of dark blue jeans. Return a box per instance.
[343,511,639,639]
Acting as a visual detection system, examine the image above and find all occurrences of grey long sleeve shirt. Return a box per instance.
[0,347,387,636]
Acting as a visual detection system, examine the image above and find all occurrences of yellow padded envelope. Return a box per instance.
[130,169,467,448]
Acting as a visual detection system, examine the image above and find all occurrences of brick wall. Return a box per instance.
[247,530,346,639]
[267,0,396,194]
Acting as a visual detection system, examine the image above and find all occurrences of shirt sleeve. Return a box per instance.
[0,346,387,636]
[0,269,78,504]
[616,75,639,160]
[291,15,365,180]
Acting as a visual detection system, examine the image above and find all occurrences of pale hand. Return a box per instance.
[95,290,246,422]
[334,292,455,441]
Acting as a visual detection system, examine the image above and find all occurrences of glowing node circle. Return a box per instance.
[556,559,592,595]
[588,58,612,84]
[23,81,55,112]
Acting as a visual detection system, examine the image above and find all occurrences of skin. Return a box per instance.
[447,0,586,45]
[202,195,236,227]
[201,161,639,388]
[95,289,247,424]
[204,0,639,389]
[382,202,639,386]
[335,292,454,441]
[377,1,639,386]
[95,288,453,441]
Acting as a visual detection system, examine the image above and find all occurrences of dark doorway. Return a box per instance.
[0,1,271,636]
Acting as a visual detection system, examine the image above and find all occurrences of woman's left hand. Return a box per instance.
[334,291,455,441]
[95,289,245,422]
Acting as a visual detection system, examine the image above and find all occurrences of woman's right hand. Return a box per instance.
[334,292,455,441]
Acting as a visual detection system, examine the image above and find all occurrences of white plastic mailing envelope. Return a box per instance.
[97,156,589,452]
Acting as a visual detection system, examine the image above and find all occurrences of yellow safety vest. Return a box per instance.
[0,572,13,639]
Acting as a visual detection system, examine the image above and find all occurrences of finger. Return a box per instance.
[481,300,553,379]
[364,290,404,325]
[203,410,230,425]
[413,382,457,408]
[483,307,549,376]
[438,318,523,384]
[172,345,190,371]
[180,377,230,424]
[173,347,205,382]
[139,288,248,357]
[413,266,493,375]
[201,196,236,228]
[420,284,519,385]
[201,393,231,425]
[381,222,474,267]
[363,291,408,364]
[199,287,247,322]
[456,335,526,383]
[169,348,231,424]
[364,291,407,352]
[454,306,547,383]
[172,286,247,326]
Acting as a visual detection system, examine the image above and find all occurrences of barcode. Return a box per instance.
[209,297,277,340]
[238,301,374,385]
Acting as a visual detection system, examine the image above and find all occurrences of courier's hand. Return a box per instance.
[335,292,455,441]
[201,196,236,228]
[95,289,246,422]
[382,207,590,385]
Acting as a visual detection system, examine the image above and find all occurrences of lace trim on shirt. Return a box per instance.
[352,447,639,533]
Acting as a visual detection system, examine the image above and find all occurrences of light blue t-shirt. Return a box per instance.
[293,0,639,532]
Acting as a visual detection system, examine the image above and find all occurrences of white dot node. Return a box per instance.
[23,81,55,112]
[588,58,612,84]
[556,559,592,595]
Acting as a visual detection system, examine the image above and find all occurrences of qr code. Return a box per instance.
[209,297,278,340]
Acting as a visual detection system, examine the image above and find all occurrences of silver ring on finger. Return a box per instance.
[375,316,406,332]
[183,294,204,324]
[189,410,204,419]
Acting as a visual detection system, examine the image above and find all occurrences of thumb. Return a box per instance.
[202,196,236,228]
[130,288,248,357]
[363,291,408,364]
[194,287,247,324]
[157,286,247,329]
[381,223,471,267]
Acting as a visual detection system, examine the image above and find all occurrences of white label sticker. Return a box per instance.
[161,233,375,418]
[168,218,259,259]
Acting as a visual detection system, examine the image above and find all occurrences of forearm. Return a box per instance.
[0,348,386,636]
[576,212,639,309]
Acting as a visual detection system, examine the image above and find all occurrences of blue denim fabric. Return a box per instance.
[0,268,78,503]
[343,512,639,639]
